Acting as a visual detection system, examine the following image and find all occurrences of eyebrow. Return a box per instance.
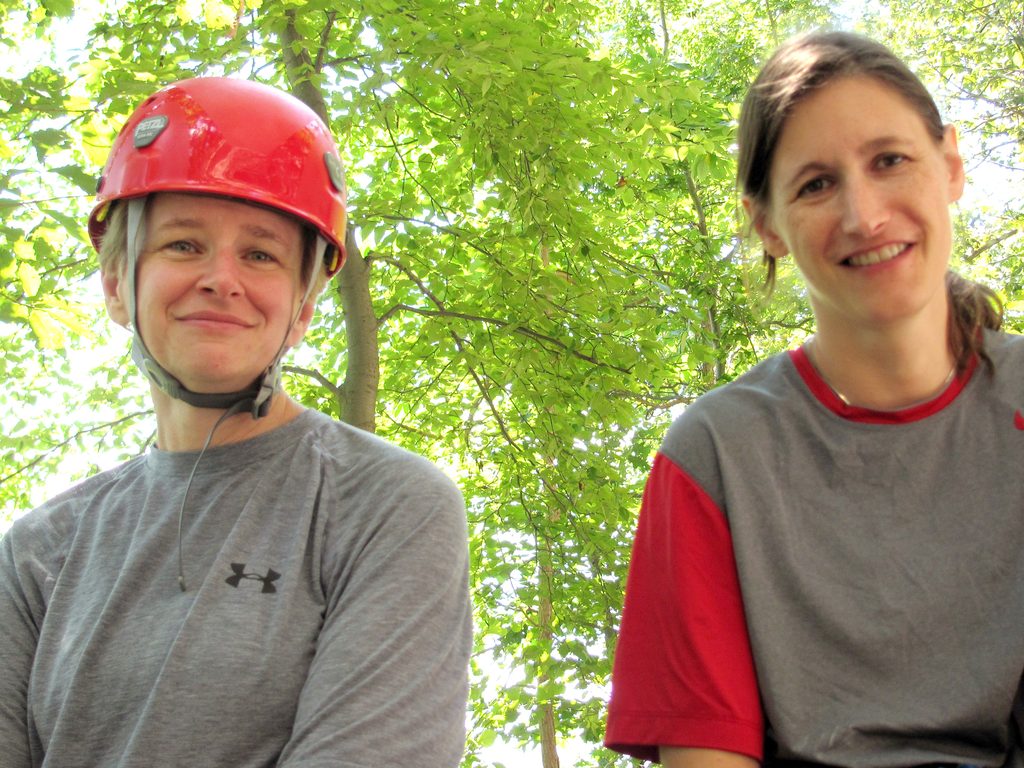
[782,161,829,191]
[241,223,291,244]
[153,216,292,244]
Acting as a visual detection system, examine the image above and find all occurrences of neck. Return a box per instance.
[809,310,955,411]
[151,386,304,451]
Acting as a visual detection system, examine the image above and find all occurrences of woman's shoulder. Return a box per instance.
[297,410,463,503]
[665,352,797,438]
[979,330,1024,405]
[5,457,145,573]
[985,328,1024,363]
[660,351,801,472]
[292,412,466,571]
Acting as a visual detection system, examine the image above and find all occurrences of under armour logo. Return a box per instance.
[226,563,281,594]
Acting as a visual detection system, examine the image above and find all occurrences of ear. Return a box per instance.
[743,196,789,259]
[286,299,315,347]
[101,268,130,327]
[941,124,965,204]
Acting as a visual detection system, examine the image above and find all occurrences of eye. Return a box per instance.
[876,152,908,169]
[165,240,197,254]
[797,176,831,198]
[247,250,278,264]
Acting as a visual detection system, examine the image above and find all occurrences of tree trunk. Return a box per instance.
[281,13,380,431]
[684,167,724,387]
[538,528,561,768]
[337,231,380,431]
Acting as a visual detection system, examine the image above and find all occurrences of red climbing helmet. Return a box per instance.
[88,76,347,276]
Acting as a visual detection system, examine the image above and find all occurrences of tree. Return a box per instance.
[2,2,1022,766]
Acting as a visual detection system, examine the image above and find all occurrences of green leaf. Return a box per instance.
[41,0,74,17]
[477,729,498,747]
[54,165,99,194]
[27,310,64,349]
[18,262,41,297]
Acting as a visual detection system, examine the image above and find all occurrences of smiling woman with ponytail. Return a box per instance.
[606,31,1024,768]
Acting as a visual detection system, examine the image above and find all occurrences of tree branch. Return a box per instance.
[607,388,694,410]
[281,10,330,123]
[659,0,670,56]
[283,364,345,412]
[1,411,151,487]
[373,91,452,220]
[683,165,708,238]
[382,303,631,373]
[451,330,520,450]
[373,214,497,260]
[375,254,445,310]
[964,227,1021,263]
[314,10,337,73]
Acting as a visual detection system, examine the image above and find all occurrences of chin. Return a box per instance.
[178,370,263,395]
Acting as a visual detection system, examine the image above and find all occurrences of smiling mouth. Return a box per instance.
[180,313,250,328]
[843,243,910,267]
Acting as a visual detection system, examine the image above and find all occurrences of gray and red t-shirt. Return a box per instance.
[607,330,1024,767]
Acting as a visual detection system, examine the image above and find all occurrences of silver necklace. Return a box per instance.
[807,339,957,410]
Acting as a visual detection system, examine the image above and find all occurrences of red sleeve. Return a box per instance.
[604,452,763,762]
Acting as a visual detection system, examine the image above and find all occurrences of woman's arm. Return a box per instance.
[604,453,763,761]
[0,530,41,768]
[276,479,471,768]
[661,747,760,768]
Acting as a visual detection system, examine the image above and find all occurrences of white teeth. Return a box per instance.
[847,243,906,266]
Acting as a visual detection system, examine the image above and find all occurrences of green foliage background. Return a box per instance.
[1,1,1021,765]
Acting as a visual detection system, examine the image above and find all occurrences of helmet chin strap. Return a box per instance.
[124,197,322,419]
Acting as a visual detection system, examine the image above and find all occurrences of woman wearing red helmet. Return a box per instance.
[0,78,471,767]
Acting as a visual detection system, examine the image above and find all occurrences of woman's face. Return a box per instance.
[103,193,312,394]
[748,76,964,339]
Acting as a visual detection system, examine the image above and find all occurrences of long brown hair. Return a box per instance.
[737,30,1002,372]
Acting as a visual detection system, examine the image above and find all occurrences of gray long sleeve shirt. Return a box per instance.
[0,409,472,767]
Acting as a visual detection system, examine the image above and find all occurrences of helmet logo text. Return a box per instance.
[134,115,169,148]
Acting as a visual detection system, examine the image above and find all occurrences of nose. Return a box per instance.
[196,248,243,296]
[839,176,889,237]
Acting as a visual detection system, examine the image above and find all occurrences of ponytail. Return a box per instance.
[947,271,1003,375]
